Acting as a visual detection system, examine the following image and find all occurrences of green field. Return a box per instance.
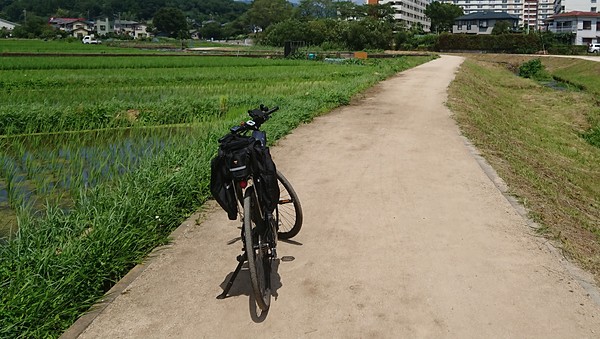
[0,38,169,54]
[0,48,436,338]
[0,38,240,54]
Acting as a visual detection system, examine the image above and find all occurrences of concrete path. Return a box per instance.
[73,55,600,338]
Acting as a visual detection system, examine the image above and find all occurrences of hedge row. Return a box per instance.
[436,33,542,54]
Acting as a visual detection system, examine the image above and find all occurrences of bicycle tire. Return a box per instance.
[276,171,303,240]
[243,187,271,311]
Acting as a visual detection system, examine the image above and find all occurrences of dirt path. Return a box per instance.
[74,55,600,338]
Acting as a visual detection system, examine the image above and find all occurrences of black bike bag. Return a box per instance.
[210,134,255,220]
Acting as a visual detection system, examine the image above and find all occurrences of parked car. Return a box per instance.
[588,43,600,53]
[82,35,101,44]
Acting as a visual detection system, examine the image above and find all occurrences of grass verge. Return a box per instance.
[448,56,600,281]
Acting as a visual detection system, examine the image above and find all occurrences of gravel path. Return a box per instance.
[70,55,600,338]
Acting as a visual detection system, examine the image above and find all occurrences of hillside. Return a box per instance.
[0,0,249,23]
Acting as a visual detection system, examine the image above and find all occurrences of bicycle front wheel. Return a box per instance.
[243,187,271,311]
[276,171,303,240]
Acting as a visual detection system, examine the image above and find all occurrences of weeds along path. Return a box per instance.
[74,55,600,338]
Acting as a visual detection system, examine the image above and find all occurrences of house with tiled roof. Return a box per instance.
[544,11,600,45]
[49,17,94,37]
[452,11,520,35]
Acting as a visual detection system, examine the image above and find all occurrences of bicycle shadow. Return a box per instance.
[280,238,303,246]
[217,259,282,322]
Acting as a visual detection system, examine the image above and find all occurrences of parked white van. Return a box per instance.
[82,35,101,44]
[588,43,600,53]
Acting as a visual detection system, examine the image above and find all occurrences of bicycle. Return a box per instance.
[212,105,302,312]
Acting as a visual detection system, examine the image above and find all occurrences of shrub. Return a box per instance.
[518,58,551,81]
[518,58,543,78]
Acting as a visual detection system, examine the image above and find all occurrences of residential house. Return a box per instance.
[71,27,91,38]
[545,11,600,45]
[69,20,92,38]
[0,18,18,32]
[95,18,112,36]
[95,18,151,38]
[49,18,91,33]
[114,20,140,36]
[440,0,554,31]
[133,23,150,39]
[453,11,520,34]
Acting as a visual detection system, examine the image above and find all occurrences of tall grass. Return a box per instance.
[0,54,436,338]
[448,57,600,279]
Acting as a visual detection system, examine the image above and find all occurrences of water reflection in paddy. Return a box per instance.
[0,125,199,240]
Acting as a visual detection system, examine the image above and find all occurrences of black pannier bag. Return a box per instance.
[210,133,280,220]
[210,154,237,220]
[210,134,254,220]
[251,143,279,213]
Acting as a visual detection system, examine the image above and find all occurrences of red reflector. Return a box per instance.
[239,180,247,189]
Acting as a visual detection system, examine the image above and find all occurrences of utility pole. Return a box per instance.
[23,9,26,22]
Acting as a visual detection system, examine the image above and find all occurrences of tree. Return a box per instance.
[362,3,396,22]
[153,7,188,38]
[343,17,393,50]
[0,0,249,32]
[334,1,360,21]
[245,0,293,31]
[200,21,222,40]
[260,19,309,46]
[12,14,55,38]
[424,2,463,33]
[295,0,337,21]
[492,20,511,34]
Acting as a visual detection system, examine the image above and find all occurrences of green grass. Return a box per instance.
[0,38,279,55]
[0,56,412,135]
[0,38,171,54]
[542,57,600,96]
[448,57,600,280]
[0,53,437,338]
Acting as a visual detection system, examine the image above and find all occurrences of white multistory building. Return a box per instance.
[370,0,432,32]
[554,0,600,13]
[375,0,600,32]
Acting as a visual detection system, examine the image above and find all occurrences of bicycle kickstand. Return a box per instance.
[216,252,247,299]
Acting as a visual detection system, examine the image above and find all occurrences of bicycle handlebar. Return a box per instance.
[228,105,279,135]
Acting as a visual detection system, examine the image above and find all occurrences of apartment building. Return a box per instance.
[554,0,599,14]
[440,0,554,30]
[537,0,554,25]
[369,0,432,32]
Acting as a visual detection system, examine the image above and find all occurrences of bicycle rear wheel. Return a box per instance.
[276,171,303,240]
[243,187,271,311]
